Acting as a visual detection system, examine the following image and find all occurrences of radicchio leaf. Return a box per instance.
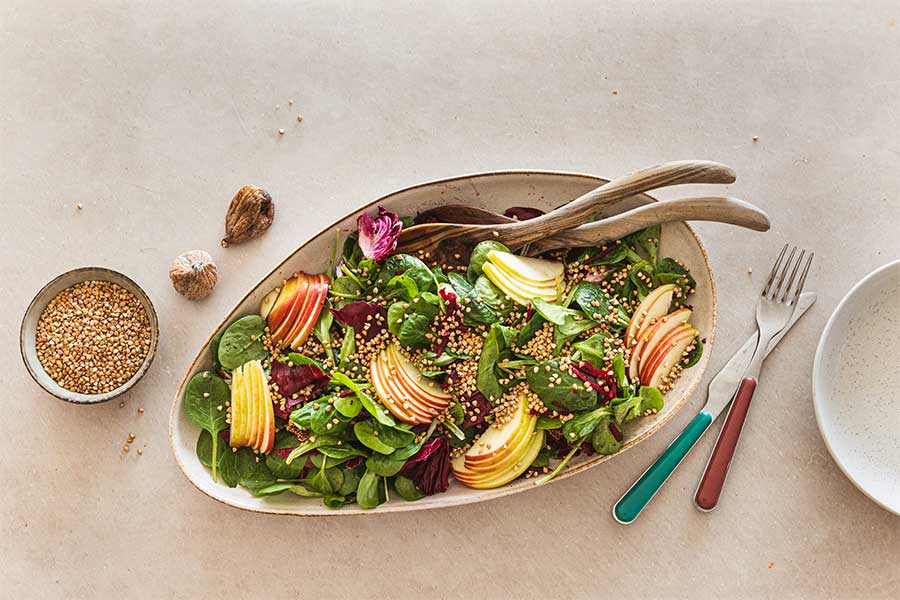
[357,206,402,261]
[273,395,307,421]
[503,206,545,221]
[398,437,451,495]
[462,391,491,428]
[330,302,387,341]
[270,360,329,398]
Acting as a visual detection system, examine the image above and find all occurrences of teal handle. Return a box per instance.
[613,411,713,524]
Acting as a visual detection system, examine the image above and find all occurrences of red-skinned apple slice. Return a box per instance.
[265,277,301,334]
[641,329,698,388]
[625,284,676,348]
[387,345,450,402]
[629,307,692,381]
[639,323,694,383]
[378,362,435,423]
[288,275,329,350]
[269,276,310,345]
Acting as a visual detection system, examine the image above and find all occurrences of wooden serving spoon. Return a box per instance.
[395,160,736,261]
[525,196,770,255]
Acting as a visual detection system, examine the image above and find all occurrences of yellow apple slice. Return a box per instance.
[482,262,558,305]
[259,287,281,320]
[487,250,563,284]
[246,363,260,451]
[229,365,245,447]
[465,393,530,467]
[453,430,545,489]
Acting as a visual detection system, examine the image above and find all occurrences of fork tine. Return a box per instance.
[772,246,796,300]
[763,244,788,297]
[790,252,814,306]
[780,249,805,302]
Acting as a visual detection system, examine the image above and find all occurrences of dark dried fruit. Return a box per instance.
[222,185,274,247]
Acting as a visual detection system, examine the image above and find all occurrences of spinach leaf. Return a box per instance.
[365,451,408,477]
[313,306,335,363]
[639,386,664,412]
[338,326,356,367]
[357,469,385,509]
[573,332,610,369]
[589,244,629,265]
[561,407,613,443]
[254,482,299,496]
[284,435,342,464]
[591,418,624,455]
[331,275,363,299]
[447,273,498,325]
[209,331,223,370]
[265,432,305,479]
[394,476,426,501]
[516,312,546,346]
[373,422,416,448]
[467,240,509,282]
[333,393,362,419]
[385,274,419,301]
[477,323,508,402]
[553,311,599,350]
[338,466,363,496]
[354,421,396,454]
[196,429,224,469]
[531,297,580,326]
[217,315,268,370]
[233,447,277,495]
[572,281,630,329]
[683,336,703,368]
[310,397,352,436]
[376,254,433,292]
[185,371,230,482]
[474,275,515,317]
[629,260,655,298]
[387,296,440,349]
[318,445,367,460]
[526,360,598,412]
[628,225,661,264]
[331,372,397,426]
[611,352,628,389]
[656,257,696,292]
[536,416,562,430]
[219,448,239,487]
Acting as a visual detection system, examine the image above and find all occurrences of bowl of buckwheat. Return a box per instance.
[21,267,159,403]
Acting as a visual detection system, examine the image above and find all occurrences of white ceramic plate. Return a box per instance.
[169,170,717,515]
[813,259,900,515]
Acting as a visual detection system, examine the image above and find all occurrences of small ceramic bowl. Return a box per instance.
[813,259,900,515]
[20,267,160,404]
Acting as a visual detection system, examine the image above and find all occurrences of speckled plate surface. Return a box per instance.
[169,170,717,515]
[813,259,900,515]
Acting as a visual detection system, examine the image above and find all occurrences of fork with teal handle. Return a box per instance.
[612,289,816,524]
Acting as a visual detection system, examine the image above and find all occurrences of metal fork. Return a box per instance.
[694,244,814,511]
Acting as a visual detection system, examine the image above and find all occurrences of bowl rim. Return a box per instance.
[20,266,160,404]
[169,168,717,516]
[812,257,900,515]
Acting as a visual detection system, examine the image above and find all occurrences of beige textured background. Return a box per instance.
[3,1,899,598]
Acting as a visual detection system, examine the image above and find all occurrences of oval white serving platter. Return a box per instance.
[169,170,717,516]
[813,259,900,515]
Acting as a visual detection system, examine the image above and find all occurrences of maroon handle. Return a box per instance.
[695,376,758,510]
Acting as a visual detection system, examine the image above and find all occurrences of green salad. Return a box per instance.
[184,205,702,509]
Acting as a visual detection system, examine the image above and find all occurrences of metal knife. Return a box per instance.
[612,292,816,524]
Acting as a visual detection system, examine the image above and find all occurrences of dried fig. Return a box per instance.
[170,250,217,300]
[222,185,274,247]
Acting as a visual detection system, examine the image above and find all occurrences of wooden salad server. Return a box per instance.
[395,160,736,261]
[525,196,770,255]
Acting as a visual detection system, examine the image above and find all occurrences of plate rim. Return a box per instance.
[812,258,900,516]
[168,168,717,516]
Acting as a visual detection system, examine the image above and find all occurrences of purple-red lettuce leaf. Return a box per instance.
[398,437,451,495]
[357,206,402,261]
